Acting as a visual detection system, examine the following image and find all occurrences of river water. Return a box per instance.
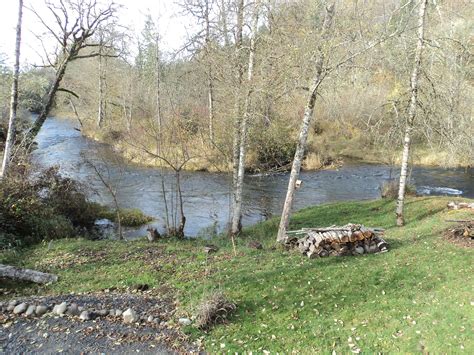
[32,117,474,237]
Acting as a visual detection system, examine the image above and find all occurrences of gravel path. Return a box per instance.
[0,293,196,354]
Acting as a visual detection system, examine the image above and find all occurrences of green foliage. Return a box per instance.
[0,166,101,249]
[95,205,154,227]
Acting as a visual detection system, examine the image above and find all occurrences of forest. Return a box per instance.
[0,0,473,353]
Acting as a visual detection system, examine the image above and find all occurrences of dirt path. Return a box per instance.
[0,293,197,354]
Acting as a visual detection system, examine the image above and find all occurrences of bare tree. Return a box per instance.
[22,0,117,146]
[276,2,336,242]
[230,0,260,235]
[396,0,428,226]
[0,0,23,178]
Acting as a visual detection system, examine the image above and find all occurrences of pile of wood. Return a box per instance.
[447,201,474,210]
[286,224,388,258]
[446,221,474,240]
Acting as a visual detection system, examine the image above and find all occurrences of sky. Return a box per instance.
[0,0,189,66]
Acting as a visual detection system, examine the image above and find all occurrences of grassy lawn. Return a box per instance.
[1,196,473,353]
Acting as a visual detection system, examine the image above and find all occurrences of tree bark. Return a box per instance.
[97,40,106,128]
[396,0,428,226]
[231,0,260,235]
[0,264,58,284]
[276,3,335,243]
[230,0,245,233]
[0,0,23,178]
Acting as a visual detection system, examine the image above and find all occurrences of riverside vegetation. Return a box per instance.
[1,196,473,353]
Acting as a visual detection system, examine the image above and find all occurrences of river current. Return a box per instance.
[32,117,474,237]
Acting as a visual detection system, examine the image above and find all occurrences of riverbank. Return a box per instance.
[1,197,473,352]
[78,118,471,172]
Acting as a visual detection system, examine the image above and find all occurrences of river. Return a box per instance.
[32,117,474,237]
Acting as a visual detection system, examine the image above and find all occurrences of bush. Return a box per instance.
[0,166,99,249]
[381,179,416,199]
[251,123,296,172]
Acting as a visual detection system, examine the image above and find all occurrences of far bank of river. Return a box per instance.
[32,117,474,237]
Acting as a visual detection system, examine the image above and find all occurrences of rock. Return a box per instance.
[307,251,319,259]
[35,305,48,316]
[109,309,116,316]
[79,311,91,321]
[355,246,365,255]
[123,308,138,324]
[178,318,192,326]
[53,302,67,316]
[7,300,18,312]
[96,309,109,317]
[25,305,36,317]
[67,303,80,316]
[204,245,218,254]
[115,309,123,317]
[147,315,154,322]
[248,241,263,250]
[13,302,27,315]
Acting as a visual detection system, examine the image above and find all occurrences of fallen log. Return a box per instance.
[0,264,58,284]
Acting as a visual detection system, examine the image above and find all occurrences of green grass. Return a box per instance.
[1,197,473,353]
[94,205,154,226]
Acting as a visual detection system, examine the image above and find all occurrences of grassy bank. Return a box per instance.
[1,197,473,352]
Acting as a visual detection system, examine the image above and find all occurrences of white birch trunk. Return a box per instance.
[230,0,260,235]
[276,3,335,242]
[0,0,23,178]
[396,0,428,226]
[230,0,245,232]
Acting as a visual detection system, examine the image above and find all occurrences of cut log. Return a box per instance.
[0,264,58,284]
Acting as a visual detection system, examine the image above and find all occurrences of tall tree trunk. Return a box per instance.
[276,3,335,243]
[396,0,428,226]
[155,33,162,153]
[204,0,215,144]
[230,0,260,235]
[24,55,71,146]
[230,0,245,232]
[97,42,106,127]
[0,0,23,179]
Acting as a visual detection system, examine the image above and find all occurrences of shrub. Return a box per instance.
[195,290,236,330]
[381,179,416,199]
[0,166,98,249]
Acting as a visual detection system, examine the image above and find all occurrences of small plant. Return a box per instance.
[381,180,416,199]
[195,290,236,330]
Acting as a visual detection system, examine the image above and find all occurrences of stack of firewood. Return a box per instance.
[286,224,389,258]
[447,201,474,210]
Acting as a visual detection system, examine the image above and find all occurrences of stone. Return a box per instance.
[122,308,138,324]
[178,318,192,326]
[79,311,91,321]
[13,303,27,315]
[355,246,365,255]
[248,241,263,250]
[67,303,80,316]
[7,300,18,312]
[35,305,48,316]
[109,309,116,316]
[115,309,123,317]
[147,315,154,322]
[204,245,218,254]
[96,309,109,317]
[53,302,67,316]
[25,305,36,317]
